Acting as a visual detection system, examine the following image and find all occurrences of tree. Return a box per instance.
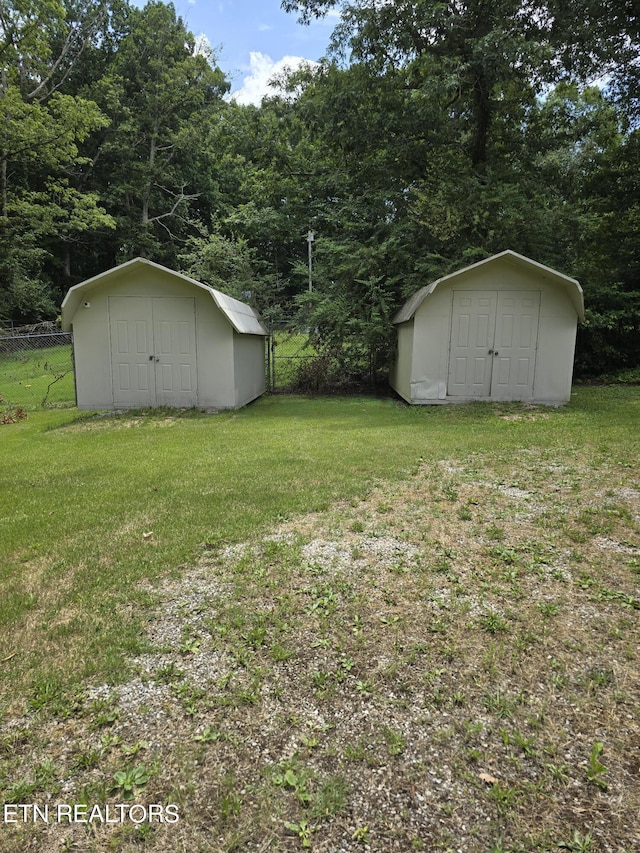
[87,1,229,263]
[0,1,117,321]
[279,0,640,378]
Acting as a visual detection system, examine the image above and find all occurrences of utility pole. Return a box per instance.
[306,230,315,292]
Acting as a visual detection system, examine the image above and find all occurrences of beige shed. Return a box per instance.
[390,250,584,405]
[61,257,267,411]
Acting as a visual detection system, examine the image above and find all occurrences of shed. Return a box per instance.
[390,250,584,405]
[61,258,268,411]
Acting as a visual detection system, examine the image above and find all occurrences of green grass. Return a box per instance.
[269,330,317,390]
[0,387,639,851]
[0,343,75,409]
[1,387,637,710]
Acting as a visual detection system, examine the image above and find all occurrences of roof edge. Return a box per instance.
[61,258,268,335]
[393,250,584,324]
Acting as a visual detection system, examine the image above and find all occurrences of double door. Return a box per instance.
[109,296,197,407]
[448,290,540,400]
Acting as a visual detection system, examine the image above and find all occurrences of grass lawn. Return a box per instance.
[0,344,75,410]
[0,389,638,852]
[269,331,316,391]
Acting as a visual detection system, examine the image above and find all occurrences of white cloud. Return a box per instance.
[192,32,215,61]
[230,51,318,106]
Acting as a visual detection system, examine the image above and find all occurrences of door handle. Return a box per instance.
[489,350,499,356]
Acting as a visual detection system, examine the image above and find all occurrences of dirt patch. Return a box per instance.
[2,449,639,852]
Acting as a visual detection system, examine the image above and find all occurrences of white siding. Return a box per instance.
[392,253,581,406]
[65,261,265,411]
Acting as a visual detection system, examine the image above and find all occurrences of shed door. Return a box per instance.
[109,296,197,407]
[448,290,540,400]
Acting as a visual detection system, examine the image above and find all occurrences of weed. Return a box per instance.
[485,840,509,853]
[284,818,315,848]
[179,636,202,655]
[451,690,466,707]
[111,765,152,800]
[484,689,517,719]
[73,748,102,771]
[154,661,184,683]
[194,726,221,743]
[100,732,122,752]
[122,740,148,757]
[4,779,37,803]
[344,742,366,762]
[352,825,370,843]
[356,679,372,696]
[511,731,537,756]
[486,524,506,541]
[90,696,119,729]
[489,545,517,564]
[310,775,348,818]
[587,668,614,690]
[487,781,519,813]
[545,762,570,785]
[480,611,509,633]
[306,584,339,615]
[558,830,593,851]
[382,726,406,756]
[219,790,242,821]
[274,766,311,806]
[34,759,59,791]
[28,678,60,713]
[586,741,608,790]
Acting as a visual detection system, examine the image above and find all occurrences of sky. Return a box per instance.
[132,1,340,105]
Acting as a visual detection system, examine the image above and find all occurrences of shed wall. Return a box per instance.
[389,322,415,403]
[70,266,241,410]
[233,333,266,408]
[392,256,579,405]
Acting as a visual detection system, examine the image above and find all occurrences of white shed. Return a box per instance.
[61,258,268,411]
[390,250,584,405]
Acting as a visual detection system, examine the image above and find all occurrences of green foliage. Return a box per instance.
[111,765,152,800]
[0,0,638,373]
[178,231,257,300]
[586,740,608,790]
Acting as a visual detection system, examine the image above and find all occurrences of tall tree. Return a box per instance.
[0,0,116,322]
[88,1,229,263]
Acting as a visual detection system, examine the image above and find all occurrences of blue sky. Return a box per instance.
[132,1,339,104]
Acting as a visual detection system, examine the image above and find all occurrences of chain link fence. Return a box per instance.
[266,318,319,393]
[1,314,373,412]
[0,323,75,411]
[265,312,387,395]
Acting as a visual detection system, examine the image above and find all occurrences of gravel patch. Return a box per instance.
[3,449,639,853]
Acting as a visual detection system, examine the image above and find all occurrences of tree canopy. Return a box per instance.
[0,0,638,378]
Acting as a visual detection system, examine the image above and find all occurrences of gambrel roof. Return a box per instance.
[61,257,268,335]
[393,250,585,324]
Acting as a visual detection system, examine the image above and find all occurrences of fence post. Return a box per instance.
[270,334,277,393]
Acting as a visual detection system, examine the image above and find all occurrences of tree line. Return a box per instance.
[1,0,638,381]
